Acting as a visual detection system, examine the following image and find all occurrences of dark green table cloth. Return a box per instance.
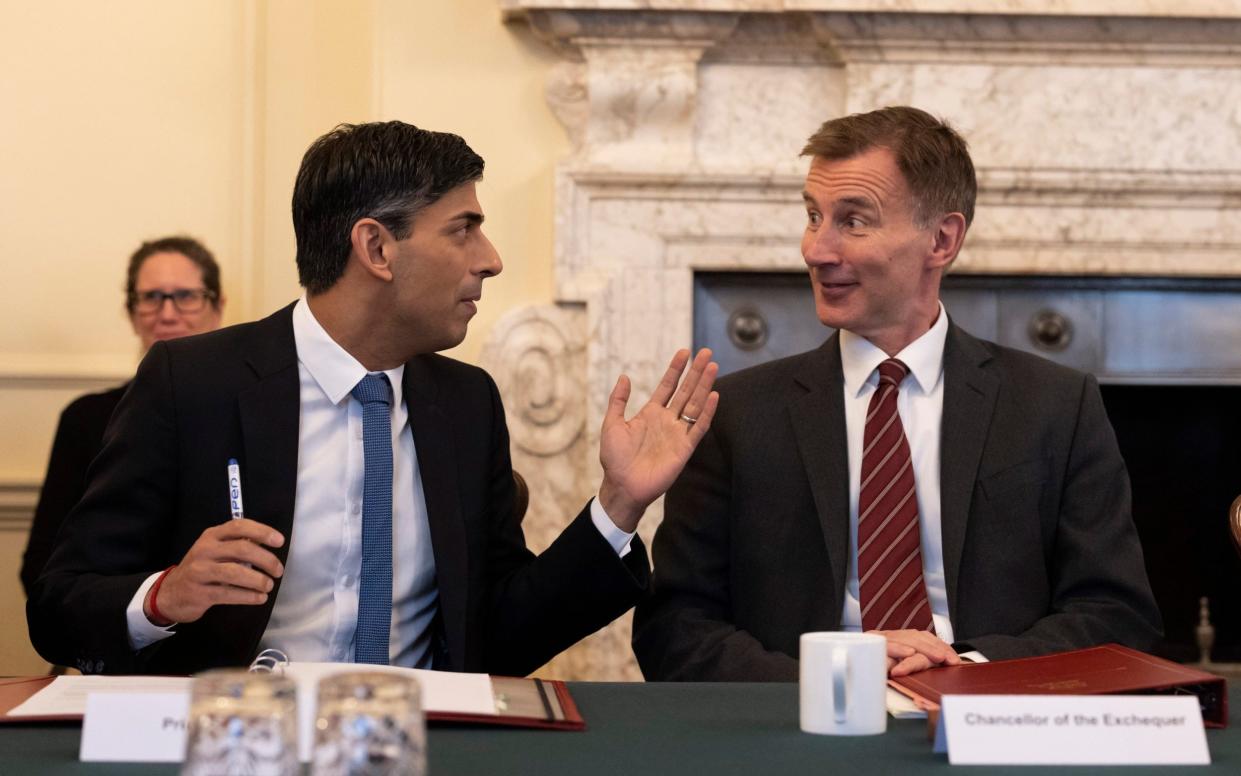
[2,682,1235,774]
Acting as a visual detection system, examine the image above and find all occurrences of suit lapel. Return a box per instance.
[403,357,469,670]
[225,304,301,657]
[789,336,851,609]
[938,323,998,626]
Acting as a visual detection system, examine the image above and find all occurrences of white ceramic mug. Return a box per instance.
[799,631,887,736]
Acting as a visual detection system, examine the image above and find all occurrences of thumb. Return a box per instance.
[604,374,631,427]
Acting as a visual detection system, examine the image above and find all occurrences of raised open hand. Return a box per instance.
[597,348,719,532]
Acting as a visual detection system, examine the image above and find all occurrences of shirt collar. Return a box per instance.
[292,296,405,405]
[839,301,949,398]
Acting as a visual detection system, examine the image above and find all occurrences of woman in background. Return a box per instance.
[20,236,224,595]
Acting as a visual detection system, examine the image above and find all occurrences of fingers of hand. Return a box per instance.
[159,561,271,621]
[677,365,718,426]
[179,554,277,593]
[649,349,691,408]
[872,629,959,665]
[669,349,715,417]
[217,540,284,580]
[889,653,933,677]
[191,532,284,579]
[204,518,284,549]
[882,629,953,656]
[214,561,277,594]
[686,391,720,442]
[603,375,632,427]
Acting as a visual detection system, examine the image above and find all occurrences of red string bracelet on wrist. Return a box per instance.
[147,564,177,627]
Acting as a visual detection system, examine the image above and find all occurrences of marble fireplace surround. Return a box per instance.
[488,0,1241,680]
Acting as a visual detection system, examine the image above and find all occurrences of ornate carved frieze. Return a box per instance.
[480,306,587,459]
[816,12,1241,67]
[521,9,743,166]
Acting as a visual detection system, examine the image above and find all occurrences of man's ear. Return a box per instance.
[927,212,967,270]
[349,218,395,282]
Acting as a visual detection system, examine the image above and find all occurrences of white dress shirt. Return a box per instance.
[837,304,984,660]
[126,298,634,661]
[260,299,439,666]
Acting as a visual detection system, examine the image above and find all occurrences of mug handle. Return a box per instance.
[831,645,850,724]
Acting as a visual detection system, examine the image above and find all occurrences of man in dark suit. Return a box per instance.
[28,121,718,676]
[632,106,1160,681]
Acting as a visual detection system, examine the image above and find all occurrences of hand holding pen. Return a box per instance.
[141,458,286,627]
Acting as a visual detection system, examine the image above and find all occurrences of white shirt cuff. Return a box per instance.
[589,496,636,558]
[126,572,178,650]
[960,650,988,663]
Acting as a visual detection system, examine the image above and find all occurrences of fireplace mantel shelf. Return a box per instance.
[502,0,1241,18]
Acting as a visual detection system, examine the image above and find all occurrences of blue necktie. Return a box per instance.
[351,373,393,664]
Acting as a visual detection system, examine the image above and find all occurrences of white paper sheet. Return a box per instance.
[8,675,193,717]
[12,664,497,763]
[279,662,496,718]
[886,687,928,719]
[278,662,497,761]
[9,664,494,721]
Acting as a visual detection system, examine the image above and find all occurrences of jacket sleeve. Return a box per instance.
[633,420,798,682]
[21,397,103,596]
[477,371,650,677]
[27,345,180,674]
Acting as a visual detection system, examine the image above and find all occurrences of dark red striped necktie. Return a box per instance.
[857,358,934,633]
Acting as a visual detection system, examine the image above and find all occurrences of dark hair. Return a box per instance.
[292,121,485,294]
[125,236,221,313]
[802,106,976,229]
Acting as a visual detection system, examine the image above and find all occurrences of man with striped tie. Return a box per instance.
[633,106,1161,681]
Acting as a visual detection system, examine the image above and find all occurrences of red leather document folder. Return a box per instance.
[449,676,584,731]
[890,644,1228,728]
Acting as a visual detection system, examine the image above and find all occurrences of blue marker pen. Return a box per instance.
[227,458,245,520]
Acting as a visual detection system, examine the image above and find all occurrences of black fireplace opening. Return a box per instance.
[1101,384,1241,663]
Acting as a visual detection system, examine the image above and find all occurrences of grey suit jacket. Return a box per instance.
[632,323,1161,681]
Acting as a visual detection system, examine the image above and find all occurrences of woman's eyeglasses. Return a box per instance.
[129,288,218,314]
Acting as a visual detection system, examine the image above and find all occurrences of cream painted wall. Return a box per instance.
[1,0,261,676]
[256,0,378,314]
[0,0,564,674]
[0,1,256,482]
[373,0,565,365]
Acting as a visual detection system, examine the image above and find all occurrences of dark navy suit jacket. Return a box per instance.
[30,303,648,675]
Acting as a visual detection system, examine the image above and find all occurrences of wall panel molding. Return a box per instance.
[0,481,38,532]
[0,353,133,389]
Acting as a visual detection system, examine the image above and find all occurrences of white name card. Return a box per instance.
[936,695,1210,765]
[80,692,189,762]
